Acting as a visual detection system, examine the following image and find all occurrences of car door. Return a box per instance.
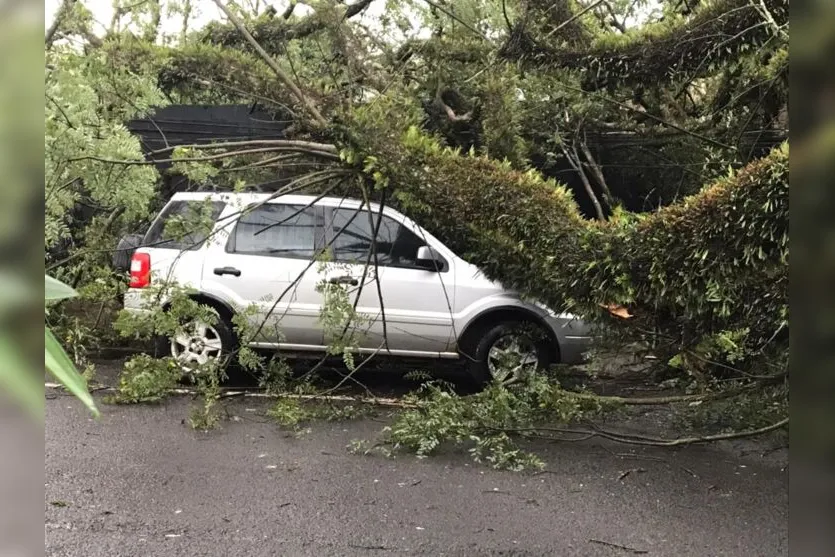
[322,205,455,355]
[200,201,326,348]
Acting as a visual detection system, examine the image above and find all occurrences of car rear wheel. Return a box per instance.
[468,321,553,386]
[158,306,237,378]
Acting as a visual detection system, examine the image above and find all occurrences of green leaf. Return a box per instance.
[45,275,77,301]
[0,337,43,420]
[45,328,99,417]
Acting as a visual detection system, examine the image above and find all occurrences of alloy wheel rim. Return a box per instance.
[170,320,223,373]
[487,334,539,384]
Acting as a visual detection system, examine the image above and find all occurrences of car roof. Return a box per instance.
[168,191,415,223]
[170,191,368,208]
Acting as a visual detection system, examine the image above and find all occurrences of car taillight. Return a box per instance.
[129,252,151,288]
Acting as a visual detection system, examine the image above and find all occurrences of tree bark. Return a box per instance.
[561,142,606,220]
[579,140,615,207]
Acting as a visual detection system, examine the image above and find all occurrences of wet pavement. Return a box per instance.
[45,366,788,557]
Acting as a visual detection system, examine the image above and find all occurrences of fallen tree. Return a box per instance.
[44,1,789,458]
[339,117,788,371]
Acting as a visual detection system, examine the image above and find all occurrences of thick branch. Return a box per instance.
[501,417,787,447]
[147,139,338,156]
[203,0,376,52]
[502,0,788,88]
[579,140,614,206]
[561,141,605,220]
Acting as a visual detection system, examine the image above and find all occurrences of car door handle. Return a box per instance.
[213,266,242,277]
[328,276,358,286]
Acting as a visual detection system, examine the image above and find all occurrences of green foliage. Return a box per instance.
[44,275,99,418]
[114,284,220,342]
[45,46,164,251]
[268,398,375,432]
[316,259,370,370]
[479,65,528,168]
[188,362,223,430]
[380,376,613,471]
[111,354,181,404]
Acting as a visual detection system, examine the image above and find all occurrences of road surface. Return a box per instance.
[45,381,787,556]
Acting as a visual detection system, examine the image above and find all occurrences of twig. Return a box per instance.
[212,0,329,128]
[589,538,648,554]
[570,387,753,405]
[754,0,788,39]
[617,468,645,481]
[501,0,513,33]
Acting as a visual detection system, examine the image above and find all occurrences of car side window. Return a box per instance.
[229,203,320,259]
[330,208,426,268]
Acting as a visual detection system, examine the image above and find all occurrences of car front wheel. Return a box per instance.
[468,321,553,386]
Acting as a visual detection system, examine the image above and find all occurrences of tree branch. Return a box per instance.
[211,0,329,128]
[560,140,605,220]
[204,0,376,50]
[67,145,340,167]
[45,0,77,48]
[505,418,788,447]
[146,139,338,157]
[579,140,614,206]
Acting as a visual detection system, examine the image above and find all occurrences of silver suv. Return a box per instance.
[121,192,592,384]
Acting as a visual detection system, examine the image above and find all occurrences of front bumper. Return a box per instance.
[543,315,594,364]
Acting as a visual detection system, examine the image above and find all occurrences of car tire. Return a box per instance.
[467,320,553,387]
[156,305,238,381]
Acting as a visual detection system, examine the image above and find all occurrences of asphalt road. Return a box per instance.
[45,385,788,556]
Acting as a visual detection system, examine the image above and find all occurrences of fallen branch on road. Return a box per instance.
[502,417,788,447]
[45,382,416,408]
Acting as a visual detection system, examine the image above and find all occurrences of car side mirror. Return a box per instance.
[416,245,444,271]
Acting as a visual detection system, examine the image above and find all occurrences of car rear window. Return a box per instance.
[144,200,226,251]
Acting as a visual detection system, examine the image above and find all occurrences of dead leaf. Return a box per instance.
[600,303,634,319]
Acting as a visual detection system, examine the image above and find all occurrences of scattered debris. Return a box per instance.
[589,538,648,554]
[618,468,646,481]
